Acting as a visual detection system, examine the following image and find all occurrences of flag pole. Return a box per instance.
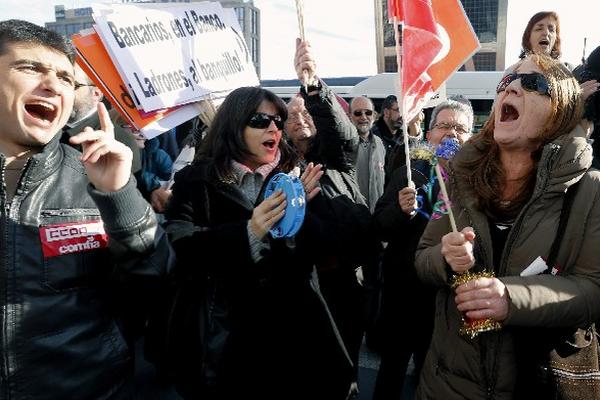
[402,112,413,188]
[395,17,413,187]
[434,164,457,232]
[295,0,309,92]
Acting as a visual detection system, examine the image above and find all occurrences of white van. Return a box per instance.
[348,71,504,131]
[263,71,504,131]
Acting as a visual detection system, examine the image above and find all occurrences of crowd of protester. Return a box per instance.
[1,9,600,400]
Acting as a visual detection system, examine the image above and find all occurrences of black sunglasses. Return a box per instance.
[496,72,551,97]
[353,110,374,117]
[247,112,285,130]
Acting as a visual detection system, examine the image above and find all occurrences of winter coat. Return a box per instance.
[372,160,438,348]
[371,117,402,178]
[414,127,600,399]
[301,85,375,268]
[298,86,380,376]
[164,160,354,400]
[357,133,386,212]
[137,137,173,199]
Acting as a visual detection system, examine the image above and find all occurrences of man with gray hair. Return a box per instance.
[371,98,473,400]
[349,95,386,212]
[426,96,473,146]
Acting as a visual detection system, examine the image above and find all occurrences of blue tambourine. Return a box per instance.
[263,173,306,238]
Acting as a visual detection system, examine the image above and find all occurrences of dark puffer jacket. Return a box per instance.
[415,126,600,400]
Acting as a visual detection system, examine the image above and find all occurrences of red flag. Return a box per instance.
[387,0,402,20]
[393,0,480,123]
[428,0,480,88]
[399,0,442,123]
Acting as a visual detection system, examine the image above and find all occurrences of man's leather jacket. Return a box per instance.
[0,136,172,400]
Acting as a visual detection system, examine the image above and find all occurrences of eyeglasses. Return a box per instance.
[433,122,470,135]
[352,109,374,117]
[496,72,551,97]
[247,112,285,130]
[74,82,96,90]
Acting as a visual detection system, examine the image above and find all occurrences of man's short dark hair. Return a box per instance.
[381,95,397,110]
[0,20,74,62]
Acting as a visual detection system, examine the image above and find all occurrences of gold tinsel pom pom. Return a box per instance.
[459,319,503,339]
[409,143,435,162]
[451,270,503,339]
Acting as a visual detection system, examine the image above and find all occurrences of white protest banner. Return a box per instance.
[93,2,259,112]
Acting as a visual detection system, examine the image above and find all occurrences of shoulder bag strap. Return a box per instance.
[545,179,582,274]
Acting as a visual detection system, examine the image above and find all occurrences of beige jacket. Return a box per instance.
[414,126,600,399]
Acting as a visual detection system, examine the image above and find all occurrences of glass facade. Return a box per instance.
[382,0,395,47]
[235,7,245,31]
[47,22,93,36]
[461,0,498,43]
[473,52,497,71]
[251,37,259,64]
[376,0,505,72]
[251,9,258,35]
[65,23,82,36]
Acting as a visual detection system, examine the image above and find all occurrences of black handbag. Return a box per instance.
[516,179,600,400]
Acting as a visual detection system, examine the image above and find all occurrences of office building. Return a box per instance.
[373,0,508,72]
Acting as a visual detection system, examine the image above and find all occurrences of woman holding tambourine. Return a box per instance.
[163,86,354,400]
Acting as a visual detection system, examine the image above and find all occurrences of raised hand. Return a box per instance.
[301,162,323,201]
[408,111,425,138]
[580,79,599,102]
[441,226,476,273]
[69,102,132,192]
[294,38,317,85]
[398,186,417,215]
[150,187,172,213]
[455,276,509,322]
[250,189,286,240]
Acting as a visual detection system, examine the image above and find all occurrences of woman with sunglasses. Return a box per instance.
[163,86,354,399]
[414,54,600,399]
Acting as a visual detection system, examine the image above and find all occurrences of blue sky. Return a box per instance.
[0,0,598,79]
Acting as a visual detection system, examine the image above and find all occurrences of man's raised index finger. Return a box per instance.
[97,102,114,135]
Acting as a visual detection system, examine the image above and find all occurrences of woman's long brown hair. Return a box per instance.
[453,54,583,220]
